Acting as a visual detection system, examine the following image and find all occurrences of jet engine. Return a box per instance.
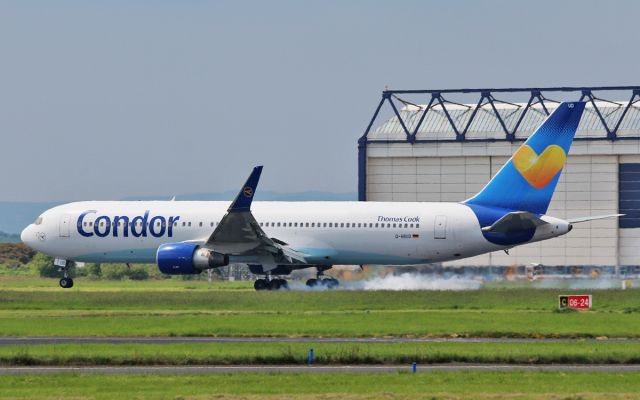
[156,242,229,274]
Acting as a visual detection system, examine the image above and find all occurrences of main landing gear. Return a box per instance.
[55,258,74,289]
[306,267,339,289]
[254,277,289,291]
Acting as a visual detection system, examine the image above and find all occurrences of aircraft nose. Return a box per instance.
[20,225,32,245]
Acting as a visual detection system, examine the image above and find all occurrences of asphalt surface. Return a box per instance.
[1,336,638,345]
[1,365,639,375]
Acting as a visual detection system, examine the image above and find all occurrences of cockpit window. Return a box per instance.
[34,217,43,225]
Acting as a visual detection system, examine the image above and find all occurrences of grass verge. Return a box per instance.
[1,371,640,399]
[1,342,640,366]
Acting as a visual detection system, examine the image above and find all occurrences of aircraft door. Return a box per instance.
[434,215,447,239]
[59,214,72,238]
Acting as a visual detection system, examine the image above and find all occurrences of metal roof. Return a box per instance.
[369,101,640,141]
[361,86,640,143]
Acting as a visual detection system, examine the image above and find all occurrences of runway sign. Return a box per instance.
[558,295,592,310]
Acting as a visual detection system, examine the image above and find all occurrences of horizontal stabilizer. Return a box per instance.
[567,214,624,224]
[481,211,548,233]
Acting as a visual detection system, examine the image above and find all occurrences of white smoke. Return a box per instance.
[286,273,482,291]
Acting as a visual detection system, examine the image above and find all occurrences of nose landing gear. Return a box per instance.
[55,258,74,289]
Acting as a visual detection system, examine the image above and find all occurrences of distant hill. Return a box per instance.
[0,191,356,234]
[0,232,21,243]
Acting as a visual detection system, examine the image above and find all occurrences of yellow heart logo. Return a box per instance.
[512,144,566,189]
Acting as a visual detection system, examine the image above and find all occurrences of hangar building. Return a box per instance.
[358,87,640,267]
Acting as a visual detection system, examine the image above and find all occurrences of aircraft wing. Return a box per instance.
[481,211,548,233]
[201,166,308,267]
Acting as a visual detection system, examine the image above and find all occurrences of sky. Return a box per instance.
[1,0,639,202]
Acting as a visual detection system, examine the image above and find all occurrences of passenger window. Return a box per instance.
[346,223,350,228]
[311,223,315,227]
[174,222,178,227]
[89,222,93,227]
[404,223,408,228]
[277,222,281,227]
[375,223,378,228]
[306,222,309,227]
[323,223,327,227]
[288,222,292,227]
[393,223,396,228]
[329,223,333,227]
[182,222,186,227]
[410,223,414,228]
[416,224,420,228]
[357,223,361,228]
[211,222,214,227]
[387,223,391,228]
[294,222,298,227]
[188,222,192,227]
[199,222,203,227]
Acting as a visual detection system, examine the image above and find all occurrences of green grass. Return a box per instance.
[1,341,640,366]
[0,283,638,338]
[1,372,640,399]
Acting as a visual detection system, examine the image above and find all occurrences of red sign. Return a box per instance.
[558,295,592,309]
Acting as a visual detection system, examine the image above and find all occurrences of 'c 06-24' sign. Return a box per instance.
[558,295,592,310]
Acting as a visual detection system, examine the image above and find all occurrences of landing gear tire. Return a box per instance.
[306,278,318,288]
[323,278,339,289]
[254,279,268,291]
[268,279,281,290]
[59,277,74,289]
[276,279,288,290]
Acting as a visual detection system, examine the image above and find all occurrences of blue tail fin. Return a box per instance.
[464,101,586,215]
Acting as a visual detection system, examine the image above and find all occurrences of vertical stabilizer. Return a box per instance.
[464,102,585,215]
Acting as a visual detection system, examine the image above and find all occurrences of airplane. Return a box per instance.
[21,101,621,290]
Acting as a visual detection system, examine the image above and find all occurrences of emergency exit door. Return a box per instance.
[59,214,71,238]
[434,215,447,239]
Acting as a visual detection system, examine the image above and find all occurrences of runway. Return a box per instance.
[1,364,639,375]
[0,336,638,345]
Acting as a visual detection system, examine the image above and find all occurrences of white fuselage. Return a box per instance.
[21,200,570,267]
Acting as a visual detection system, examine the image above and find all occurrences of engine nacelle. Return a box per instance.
[156,243,229,275]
